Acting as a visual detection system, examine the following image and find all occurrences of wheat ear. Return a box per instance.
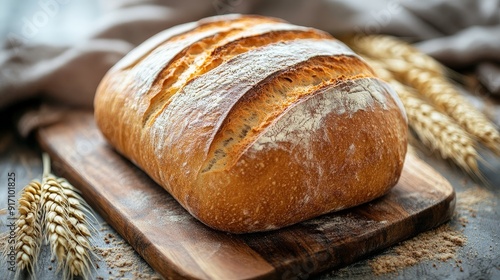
[397,66,500,155]
[346,35,500,155]
[58,177,95,279]
[14,180,43,277]
[365,58,481,176]
[41,179,71,272]
[342,34,444,74]
[40,153,94,279]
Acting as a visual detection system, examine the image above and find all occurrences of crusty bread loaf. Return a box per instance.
[94,14,408,233]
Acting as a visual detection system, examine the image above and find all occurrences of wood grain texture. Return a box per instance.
[36,111,455,280]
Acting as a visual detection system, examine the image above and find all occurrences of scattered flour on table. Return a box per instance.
[369,224,466,275]
[94,225,162,279]
[455,186,495,221]
[369,186,495,275]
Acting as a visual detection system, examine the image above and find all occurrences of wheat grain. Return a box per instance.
[348,35,500,155]
[58,177,94,279]
[14,180,43,277]
[402,92,481,175]
[41,175,71,273]
[364,58,481,175]
[4,153,96,279]
[40,153,94,279]
[399,66,500,155]
[342,34,444,74]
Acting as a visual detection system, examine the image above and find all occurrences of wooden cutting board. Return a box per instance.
[36,111,455,279]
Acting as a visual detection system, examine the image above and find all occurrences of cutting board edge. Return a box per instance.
[252,171,456,279]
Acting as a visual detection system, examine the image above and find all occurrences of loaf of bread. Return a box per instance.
[94,14,408,233]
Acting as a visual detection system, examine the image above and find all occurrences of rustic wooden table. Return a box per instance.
[1,1,499,279]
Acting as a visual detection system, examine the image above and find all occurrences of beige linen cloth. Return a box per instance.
[1,0,500,112]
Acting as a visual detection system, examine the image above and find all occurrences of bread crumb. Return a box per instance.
[458,216,468,227]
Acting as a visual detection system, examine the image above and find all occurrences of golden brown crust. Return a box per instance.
[143,27,331,127]
[195,78,407,232]
[94,14,408,233]
[203,55,374,173]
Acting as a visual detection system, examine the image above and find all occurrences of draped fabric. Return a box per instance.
[1,0,499,110]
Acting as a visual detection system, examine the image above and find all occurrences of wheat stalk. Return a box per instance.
[40,153,94,279]
[14,180,43,277]
[342,34,444,74]
[398,66,500,155]
[401,91,481,176]
[2,153,95,279]
[346,34,500,156]
[365,58,481,176]
[58,177,95,279]
[41,175,71,272]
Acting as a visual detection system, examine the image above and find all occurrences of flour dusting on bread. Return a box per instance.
[251,78,390,153]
